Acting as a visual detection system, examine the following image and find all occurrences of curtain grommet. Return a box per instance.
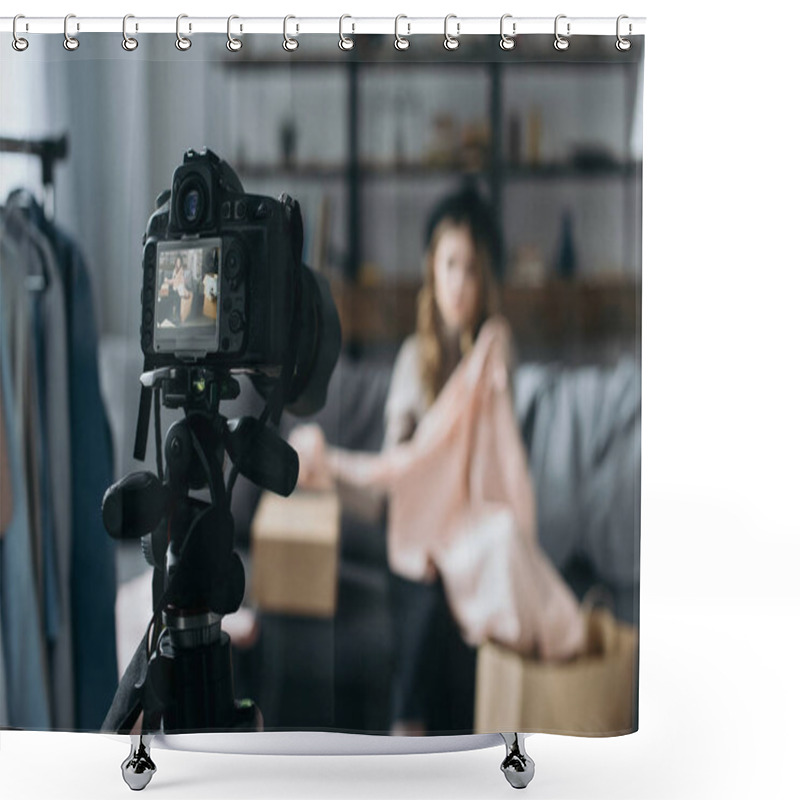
[12,14,29,51]
[339,14,355,51]
[499,14,516,51]
[122,14,139,51]
[63,13,80,51]
[554,14,570,51]
[616,15,632,51]
[176,14,192,51]
[444,14,460,51]
[283,15,299,52]
[226,15,243,52]
[394,15,410,51]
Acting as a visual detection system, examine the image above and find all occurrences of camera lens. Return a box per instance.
[183,189,201,223]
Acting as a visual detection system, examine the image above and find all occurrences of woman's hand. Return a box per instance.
[289,423,334,490]
[476,315,513,392]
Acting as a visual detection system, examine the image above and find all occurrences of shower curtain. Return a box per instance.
[0,26,642,741]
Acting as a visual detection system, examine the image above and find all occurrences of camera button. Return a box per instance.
[224,249,243,282]
[229,310,244,334]
[234,201,246,220]
[222,201,231,220]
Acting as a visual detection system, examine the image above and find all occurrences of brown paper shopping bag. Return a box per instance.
[474,604,638,736]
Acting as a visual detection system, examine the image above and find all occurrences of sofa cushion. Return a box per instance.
[515,357,641,589]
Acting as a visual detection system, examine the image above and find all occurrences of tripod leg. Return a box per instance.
[121,733,157,791]
[499,732,535,790]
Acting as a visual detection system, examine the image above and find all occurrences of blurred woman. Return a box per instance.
[291,185,582,735]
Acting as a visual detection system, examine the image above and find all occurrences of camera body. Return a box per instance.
[140,148,305,373]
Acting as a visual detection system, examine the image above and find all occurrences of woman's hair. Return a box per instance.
[416,185,501,406]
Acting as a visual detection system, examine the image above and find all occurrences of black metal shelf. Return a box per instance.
[233,162,486,180]
[504,161,642,180]
[233,161,641,182]
[232,163,348,181]
[217,36,641,281]
[218,33,642,69]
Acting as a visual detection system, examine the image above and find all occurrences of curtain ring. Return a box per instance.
[122,14,138,51]
[63,14,79,51]
[227,15,243,51]
[499,14,516,50]
[283,15,299,51]
[443,14,460,51]
[616,15,632,51]
[339,14,355,51]
[12,15,29,52]
[176,14,191,51]
[394,15,410,51]
[554,14,570,51]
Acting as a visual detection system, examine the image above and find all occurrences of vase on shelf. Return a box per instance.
[555,210,577,279]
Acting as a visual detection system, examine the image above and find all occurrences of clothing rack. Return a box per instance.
[0,131,118,731]
[0,134,68,219]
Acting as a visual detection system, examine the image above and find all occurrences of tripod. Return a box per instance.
[102,365,298,789]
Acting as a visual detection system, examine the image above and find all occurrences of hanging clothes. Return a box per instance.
[4,202,77,729]
[1,371,13,533]
[0,214,52,729]
[0,191,118,730]
[49,208,119,731]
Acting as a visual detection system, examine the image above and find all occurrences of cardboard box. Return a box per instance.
[250,490,340,617]
[474,607,638,735]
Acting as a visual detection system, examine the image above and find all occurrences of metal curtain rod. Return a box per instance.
[0,16,646,37]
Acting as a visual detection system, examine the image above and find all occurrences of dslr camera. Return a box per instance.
[139,147,340,415]
[101,149,342,756]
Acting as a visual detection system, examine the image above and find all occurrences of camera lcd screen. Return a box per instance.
[154,239,221,355]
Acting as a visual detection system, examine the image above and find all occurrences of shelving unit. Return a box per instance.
[219,34,642,357]
[228,162,638,181]
[330,276,639,362]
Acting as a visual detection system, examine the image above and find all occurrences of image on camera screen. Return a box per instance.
[154,239,221,354]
